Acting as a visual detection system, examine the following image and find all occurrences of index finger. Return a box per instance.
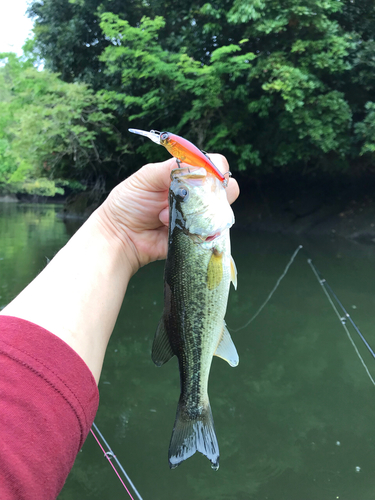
[206,153,240,205]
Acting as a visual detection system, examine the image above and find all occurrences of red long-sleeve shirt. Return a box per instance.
[0,316,99,499]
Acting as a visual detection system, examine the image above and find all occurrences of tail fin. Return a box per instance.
[168,401,219,470]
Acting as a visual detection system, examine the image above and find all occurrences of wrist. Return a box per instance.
[94,201,140,276]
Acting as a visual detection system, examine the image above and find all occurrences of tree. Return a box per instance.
[0,53,120,196]
[23,0,375,180]
[28,0,149,87]
[0,54,32,191]
[97,2,356,174]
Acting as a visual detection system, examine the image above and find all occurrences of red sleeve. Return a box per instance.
[0,316,99,500]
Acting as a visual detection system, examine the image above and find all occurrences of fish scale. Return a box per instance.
[151,166,238,470]
[167,230,225,396]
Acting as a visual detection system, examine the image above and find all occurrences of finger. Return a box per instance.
[206,153,240,205]
[206,153,229,175]
[226,177,240,205]
[136,158,178,192]
[159,207,169,226]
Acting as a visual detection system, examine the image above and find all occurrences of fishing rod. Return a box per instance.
[90,422,144,500]
[308,258,375,386]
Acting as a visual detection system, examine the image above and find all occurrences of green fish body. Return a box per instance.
[152,166,238,470]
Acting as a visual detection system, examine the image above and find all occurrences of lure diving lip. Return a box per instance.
[129,128,227,184]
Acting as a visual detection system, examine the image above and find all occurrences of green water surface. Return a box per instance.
[1,202,375,500]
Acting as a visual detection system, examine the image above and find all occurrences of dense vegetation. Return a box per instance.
[1,0,375,196]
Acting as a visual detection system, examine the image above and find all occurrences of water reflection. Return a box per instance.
[0,203,78,310]
[1,203,375,499]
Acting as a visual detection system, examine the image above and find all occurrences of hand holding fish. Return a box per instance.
[100,154,239,273]
[0,142,240,496]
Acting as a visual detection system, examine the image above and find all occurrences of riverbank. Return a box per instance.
[0,192,66,204]
[0,194,18,203]
[233,174,375,243]
[3,175,375,243]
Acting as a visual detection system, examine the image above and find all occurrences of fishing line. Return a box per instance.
[230,245,303,332]
[308,259,375,386]
[90,422,144,500]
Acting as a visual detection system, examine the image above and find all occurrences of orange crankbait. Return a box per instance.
[129,128,226,184]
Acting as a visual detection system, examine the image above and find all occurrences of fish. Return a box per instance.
[152,165,238,470]
[128,128,226,184]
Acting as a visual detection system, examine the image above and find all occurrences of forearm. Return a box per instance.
[0,205,133,383]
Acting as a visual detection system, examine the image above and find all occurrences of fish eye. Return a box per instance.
[160,132,169,141]
[176,187,189,201]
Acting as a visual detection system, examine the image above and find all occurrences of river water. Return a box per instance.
[1,202,375,500]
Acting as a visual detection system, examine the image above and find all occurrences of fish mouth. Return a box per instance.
[204,232,220,242]
[190,231,221,244]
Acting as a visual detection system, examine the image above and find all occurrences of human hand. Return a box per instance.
[98,154,240,274]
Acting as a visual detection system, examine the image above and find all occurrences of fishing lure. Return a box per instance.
[129,129,227,185]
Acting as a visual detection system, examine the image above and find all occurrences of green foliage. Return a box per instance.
[0,53,119,196]
[96,3,358,173]
[0,57,23,188]
[98,13,258,167]
[355,102,375,156]
[10,177,65,197]
[10,0,375,182]
[9,68,111,172]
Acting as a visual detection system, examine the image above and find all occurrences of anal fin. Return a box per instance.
[214,322,239,367]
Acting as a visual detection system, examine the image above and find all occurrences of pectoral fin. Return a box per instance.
[207,250,223,291]
[230,255,237,290]
[152,317,174,366]
[214,322,239,367]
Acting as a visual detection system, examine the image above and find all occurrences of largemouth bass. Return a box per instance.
[152,166,238,470]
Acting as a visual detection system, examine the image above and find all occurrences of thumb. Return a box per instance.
[159,207,169,226]
[135,158,177,192]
